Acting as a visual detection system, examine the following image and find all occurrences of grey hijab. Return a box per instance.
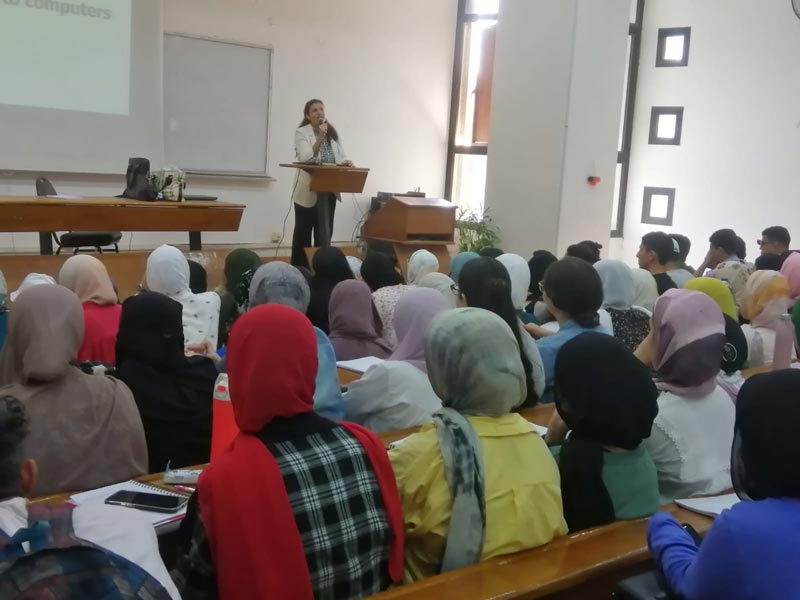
[425,307,526,572]
[249,262,311,312]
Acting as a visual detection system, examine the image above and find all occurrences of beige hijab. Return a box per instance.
[0,285,146,496]
[58,255,118,305]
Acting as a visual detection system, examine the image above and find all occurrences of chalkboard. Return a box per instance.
[163,33,272,177]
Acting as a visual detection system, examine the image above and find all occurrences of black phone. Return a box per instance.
[682,523,703,546]
[105,490,187,513]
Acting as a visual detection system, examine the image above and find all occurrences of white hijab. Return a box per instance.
[631,268,658,313]
[497,253,531,310]
[417,272,458,308]
[407,249,439,285]
[594,259,635,311]
[145,245,221,347]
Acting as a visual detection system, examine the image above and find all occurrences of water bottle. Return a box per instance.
[210,374,239,461]
[772,314,794,370]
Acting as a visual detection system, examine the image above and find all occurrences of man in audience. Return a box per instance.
[0,395,179,598]
[758,226,792,264]
[636,232,679,295]
[665,234,694,288]
[693,228,742,277]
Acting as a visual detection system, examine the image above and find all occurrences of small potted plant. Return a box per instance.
[455,208,501,253]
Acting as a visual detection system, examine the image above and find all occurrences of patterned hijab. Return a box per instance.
[631,268,658,312]
[497,253,531,310]
[425,308,526,572]
[58,255,118,305]
[684,277,738,320]
[710,260,751,309]
[652,289,726,398]
[389,287,449,372]
[741,270,791,329]
[417,272,458,308]
[780,252,800,302]
[594,260,635,311]
[249,263,311,312]
[224,249,262,295]
[407,249,439,285]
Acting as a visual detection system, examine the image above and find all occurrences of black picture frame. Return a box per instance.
[641,187,675,226]
[648,106,684,145]
[656,27,691,67]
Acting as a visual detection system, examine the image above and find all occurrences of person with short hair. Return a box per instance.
[636,232,679,295]
[758,225,791,259]
[566,241,602,264]
[693,228,742,278]
[0,395,180,598]
[665,234,694,288]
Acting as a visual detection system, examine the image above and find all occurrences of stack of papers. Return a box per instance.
[675,493,739,517]
[336,356,384,374]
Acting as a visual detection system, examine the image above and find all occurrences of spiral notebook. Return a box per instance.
[69,480,188,529]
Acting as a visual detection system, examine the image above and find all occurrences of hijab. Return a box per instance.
[58,255,117,304]
[146,244,191,296]
[0,284,147,495]
[555,332,659,531]
[425,308,526,572]
[721,314,748,375]
[652,289,726,398]
[9,273,56,303]
[115,292,217,471]
[224,249,262,295]
[497,253,531,310]
[449,252,479,282]
[188,260,208,294]
[594,259,635,310]
[346,256,363,280]
[417,272,458,308]
[217,250,262,346]
[198,304,404,598]
[741,270,791,329]
[361,252,403,292]
[780,251,800,302]
[528,251,557,303]
[328,280,392,361]
[389,287,449,372]
[407,249,439,285]
[307,247,354,332]
[684,277,738,320]
[755,253,784,272]
[631,268,658,312]
[710,260,751,309]
[249,262,311,312]
[733,370,800,501]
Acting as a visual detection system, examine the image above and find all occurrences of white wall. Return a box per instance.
[0,0,454,252]
[619,0,800,268]
[484,0,630,257]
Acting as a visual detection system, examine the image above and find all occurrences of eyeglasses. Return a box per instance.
[450,283,461,295]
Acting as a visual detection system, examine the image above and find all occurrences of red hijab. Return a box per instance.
[198,304,403,599]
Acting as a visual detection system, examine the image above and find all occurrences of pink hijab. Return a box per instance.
[780,252,800,302]
[389,287,449,372]
[652,289,726,398]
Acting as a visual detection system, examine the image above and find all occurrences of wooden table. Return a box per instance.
[0,196,245,254]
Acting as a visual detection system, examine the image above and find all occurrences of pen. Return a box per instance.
[174,485,196,494]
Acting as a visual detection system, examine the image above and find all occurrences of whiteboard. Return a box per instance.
[163,33,272,176]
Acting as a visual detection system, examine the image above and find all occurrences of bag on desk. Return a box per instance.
[122,157,158,201]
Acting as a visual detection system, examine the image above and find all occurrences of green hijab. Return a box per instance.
[449,252,480,283]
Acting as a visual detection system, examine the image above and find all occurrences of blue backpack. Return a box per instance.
[0,504,171,599]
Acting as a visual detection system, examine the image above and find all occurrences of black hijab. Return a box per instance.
[306,247,353,333]
[754,253,784,272]
[360,252,403,292]
[733,370,800,501]
[114,292,217,471]
[187,260,208,294]
[722,314,748,375]
[554,332,659,532]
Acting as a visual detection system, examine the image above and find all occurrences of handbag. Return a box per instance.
[122,157,158,201]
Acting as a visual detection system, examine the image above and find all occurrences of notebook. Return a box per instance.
[336,356,385,374]
[675,493,739,517]
[70,480,188,529]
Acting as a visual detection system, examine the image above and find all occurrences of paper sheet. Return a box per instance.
[675,493,739,517]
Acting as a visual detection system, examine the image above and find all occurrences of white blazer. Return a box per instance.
[292,124,348,208]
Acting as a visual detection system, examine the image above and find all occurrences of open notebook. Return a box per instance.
[336,356,384,374]
[675,493,740,518]
[70,480,188,529]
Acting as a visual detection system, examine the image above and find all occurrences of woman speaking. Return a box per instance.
[291,99,354,267]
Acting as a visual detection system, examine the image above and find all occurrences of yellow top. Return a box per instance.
[389,413,568,582]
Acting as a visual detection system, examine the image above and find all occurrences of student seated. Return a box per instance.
[636,289,735,503]
[114,293,217,473]
[361,251,409,347]
[0,396,180,598]
[497,253,537,324]
[344,288,448,432]
[594,259,651,351]
[307,247,354,334]
[546,332,660,532]
[694,228,745,277]
[666,233,695,288]
[525,250,557,319]
[631,268,659,313]
[648,370,800,600]
[416,272,459,308]
[780,252,800,349]
[740,270,795,367]
[146,245,221,348]
[389,308,567,582]
[529,257,607,401]
[187,260,208,294]
[406,249,439,285]
[448,251,479,282]
[327,279,392,361]
[173,305,403,599]
[636,232,679,295]
[0,285,146,496]
[759,225,792,265]
[58,255,121,364]
[215,248,262,346]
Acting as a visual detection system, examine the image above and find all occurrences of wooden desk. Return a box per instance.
[337,367,362,388]
[0,196,245,254]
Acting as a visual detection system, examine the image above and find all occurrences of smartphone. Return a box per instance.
[105,490,188,513]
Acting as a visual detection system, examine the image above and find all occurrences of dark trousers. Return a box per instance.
[291,193,337,268]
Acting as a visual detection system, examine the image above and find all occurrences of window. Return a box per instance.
[649,106,684,145]
[641,186,676,226]
[445,0,498,217]
[610,0,645,238]
[656,27,691,67]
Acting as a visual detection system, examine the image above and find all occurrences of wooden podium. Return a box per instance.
[362,196,456,277]
[280,163,370,248]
